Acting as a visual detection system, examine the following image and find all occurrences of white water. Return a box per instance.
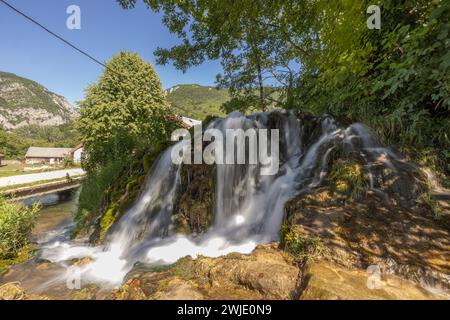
[40,111,402,287]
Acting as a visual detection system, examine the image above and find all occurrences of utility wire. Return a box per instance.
[0,0,124,77]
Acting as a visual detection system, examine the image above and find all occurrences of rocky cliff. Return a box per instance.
[0,71,78,130]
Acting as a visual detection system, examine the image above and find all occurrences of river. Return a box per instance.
[0,190,82,299]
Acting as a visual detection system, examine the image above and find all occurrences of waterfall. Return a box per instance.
[40,110,404,287]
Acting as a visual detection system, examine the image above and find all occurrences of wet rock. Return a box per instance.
[284,187,450,291]
[71,256,94,268]
[0,282,48,300]
[150,278,203,300]
[172,244,299,300]
[174,163,214,234]
[300,260,446,300]
[111,278,147,300]
[122,244,299,300]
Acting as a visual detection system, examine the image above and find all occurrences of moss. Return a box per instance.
[125,178,139,193]
[0,244,37,275]
[419,192,445,220]
[169,256,196,280]
[130,160,141,172]
[328,159,366,200]
[280,224,322,262]
[143,154,154,173]
[70,286,98,300]
[99,205,117,240]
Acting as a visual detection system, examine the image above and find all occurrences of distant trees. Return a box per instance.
[0,122,79,159]
[76,51,172,172]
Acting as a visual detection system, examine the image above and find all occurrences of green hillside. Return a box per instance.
[166,84,229,120]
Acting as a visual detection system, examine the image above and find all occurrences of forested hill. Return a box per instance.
[0,71,78,130]
[165,84,229,120]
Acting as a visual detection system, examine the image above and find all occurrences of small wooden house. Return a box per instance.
[25,147,72,165]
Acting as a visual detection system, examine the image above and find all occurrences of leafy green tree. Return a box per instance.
[76,51,171,172]
[296,1,450,155]
[117,0,449,175]
[117,0,309,113]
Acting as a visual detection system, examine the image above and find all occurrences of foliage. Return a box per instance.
[280,224,322,262]
[76,51,172,172]
[75,159,125,229]
[14,122,80,148]
[119,0,450,176]
[0,122,79,160]
[167,84,228,119]
[296,0,450,172]
[0,196,40,260]
[117,0,303,113]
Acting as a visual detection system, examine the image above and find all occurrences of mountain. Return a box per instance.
[0,71,78,130]
[165,84,229,120]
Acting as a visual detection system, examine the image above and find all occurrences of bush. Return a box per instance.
[0,196,40,259]
[75,158,125,228]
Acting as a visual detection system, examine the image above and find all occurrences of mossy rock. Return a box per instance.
[99,205,117,240]
[328,159,367,200]
[143,154,154,173]
[174,163,215,234]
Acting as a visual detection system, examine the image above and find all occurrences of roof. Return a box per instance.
[181,116,202,128]
[70,144,83,154]
[25,147,72,158]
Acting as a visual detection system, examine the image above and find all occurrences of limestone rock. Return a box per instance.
[300,260,446,300]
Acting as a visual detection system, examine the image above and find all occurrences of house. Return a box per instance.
[71,144,84,164]
[25,147,72,165]
[0,153,3,166]
[180,116,202,128]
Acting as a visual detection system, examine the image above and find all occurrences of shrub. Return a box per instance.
[75,158,125,228]
[0,196,40,259]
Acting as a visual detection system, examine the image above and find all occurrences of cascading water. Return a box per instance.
[39,110,405,288]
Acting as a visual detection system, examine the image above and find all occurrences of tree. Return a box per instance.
[116,1,449,174]
[77,51,171,172]
[117,0,311,113]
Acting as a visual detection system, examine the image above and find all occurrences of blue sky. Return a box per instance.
[0,0,222,106]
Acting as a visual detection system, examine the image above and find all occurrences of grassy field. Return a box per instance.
[0,163,27,178]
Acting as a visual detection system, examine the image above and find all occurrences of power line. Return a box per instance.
[0,0,123,77]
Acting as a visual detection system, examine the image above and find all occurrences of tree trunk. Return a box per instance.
[256,58,266,112]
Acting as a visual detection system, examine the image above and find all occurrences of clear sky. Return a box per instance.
[0,0,222,106]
